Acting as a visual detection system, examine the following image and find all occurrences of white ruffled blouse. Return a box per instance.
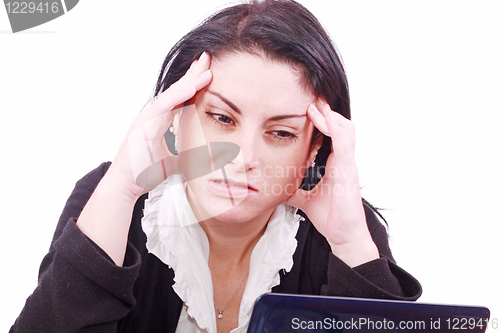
[141,175,304,333]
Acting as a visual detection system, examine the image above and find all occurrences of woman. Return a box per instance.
[11,0,421,332]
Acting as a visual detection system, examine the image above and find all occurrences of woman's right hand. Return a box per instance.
[110,52,213,199]
[76,53,212,266]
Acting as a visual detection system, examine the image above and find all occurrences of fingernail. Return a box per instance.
[199,52,208,62]
[309,104,320,114]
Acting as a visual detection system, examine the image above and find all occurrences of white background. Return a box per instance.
[1,0,499,331]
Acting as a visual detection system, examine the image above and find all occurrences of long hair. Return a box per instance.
[155,0,350,190]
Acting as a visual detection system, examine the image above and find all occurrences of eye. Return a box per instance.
[205,111,235,126]
[269,130,298,142]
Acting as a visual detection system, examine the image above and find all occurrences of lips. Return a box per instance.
[212,179,256,190]
[207,178,258,198]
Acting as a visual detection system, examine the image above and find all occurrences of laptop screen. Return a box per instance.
[247,293,490,332]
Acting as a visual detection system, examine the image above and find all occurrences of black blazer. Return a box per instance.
[11,162,421,333]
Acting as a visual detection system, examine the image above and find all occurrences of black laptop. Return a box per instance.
[247,293,490,332]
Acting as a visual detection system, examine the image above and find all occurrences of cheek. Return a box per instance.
[262,149,310,188]
[278,136,313,170]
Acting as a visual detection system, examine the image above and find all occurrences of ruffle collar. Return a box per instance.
[141,175,303,333]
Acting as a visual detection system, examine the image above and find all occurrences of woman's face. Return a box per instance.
[176,52,320,223]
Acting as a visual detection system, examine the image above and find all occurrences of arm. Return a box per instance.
[287,100,380,268]
[273,203,421,300]
[319,202,422,300]
[10,163,142,333]
[286,98,422,298]
[11,53,213,332]
[77,52,213,266]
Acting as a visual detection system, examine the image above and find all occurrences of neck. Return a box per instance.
[199,209,273,268]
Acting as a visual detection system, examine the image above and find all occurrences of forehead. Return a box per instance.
[205,52,315,114]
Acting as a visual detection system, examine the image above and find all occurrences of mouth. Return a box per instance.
[212,179,256,189]
[207,178,258,198]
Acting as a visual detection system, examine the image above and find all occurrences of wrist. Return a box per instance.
[76,168,140,267]
[104,162,146,203]
[328,237,380,268]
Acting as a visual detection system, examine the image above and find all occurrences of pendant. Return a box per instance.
[218,313,223,319]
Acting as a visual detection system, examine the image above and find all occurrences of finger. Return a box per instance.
[128,53,213,191]
[307,103,330,137]
[307,99,352,137]
[164,52,211,96]
[147,52,212,117]
[314,99,356,153]
[150,69,212,117]
[316,99,352,130]
[178,52,211,83]
[324,111,356,160]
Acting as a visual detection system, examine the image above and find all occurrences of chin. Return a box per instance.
[198,196,275,224]
[198,201,249,223]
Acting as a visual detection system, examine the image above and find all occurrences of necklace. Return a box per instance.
[214,271,249,319]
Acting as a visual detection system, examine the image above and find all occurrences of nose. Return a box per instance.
[234,131,260,172]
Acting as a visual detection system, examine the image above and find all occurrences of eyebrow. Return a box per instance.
[207,90,241,114]
[268,114,307,121]
[206,90,307,121]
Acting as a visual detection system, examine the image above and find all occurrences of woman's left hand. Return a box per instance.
[286,100,380,268]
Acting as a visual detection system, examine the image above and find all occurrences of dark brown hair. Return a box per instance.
[155,0,351,190]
